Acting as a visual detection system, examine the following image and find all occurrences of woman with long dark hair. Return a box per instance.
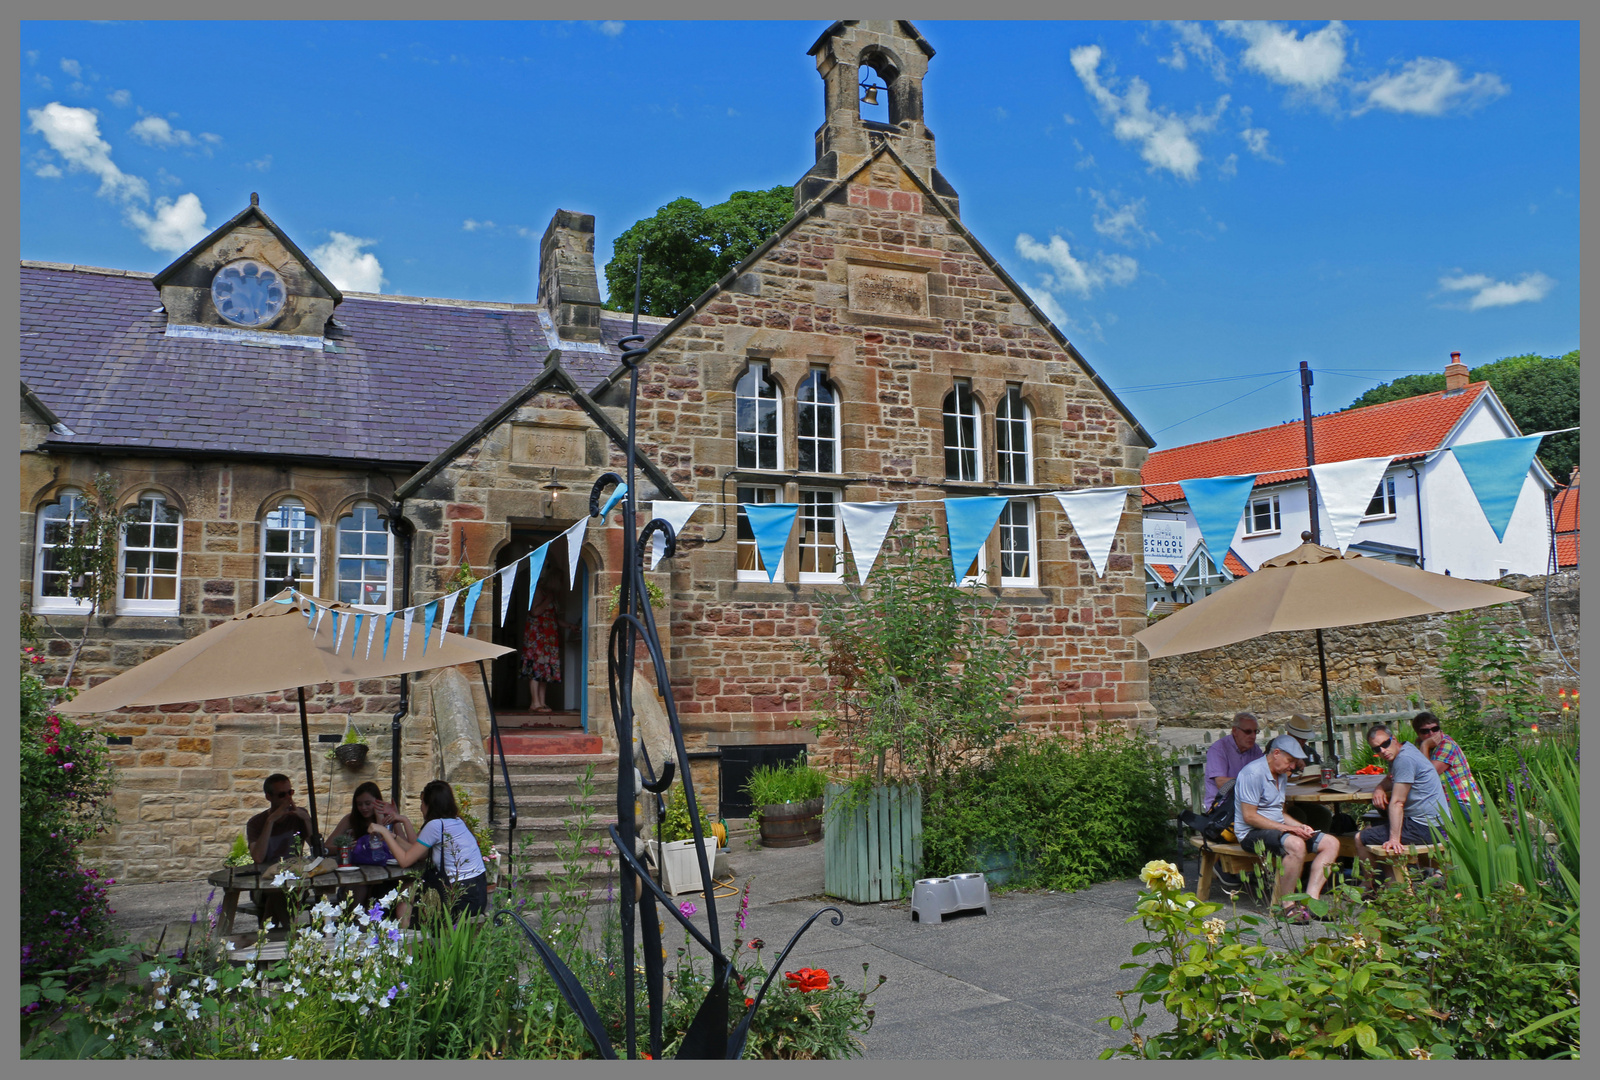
[368,779,487,920]
[329,781,416,906]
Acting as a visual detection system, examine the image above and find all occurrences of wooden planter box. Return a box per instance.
[823,782,922,903]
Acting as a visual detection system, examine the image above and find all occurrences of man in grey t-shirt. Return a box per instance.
[1233,735,1341,921]
[1355,725,1449,872]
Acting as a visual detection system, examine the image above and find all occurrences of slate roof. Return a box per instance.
[19,262,662,466]
[1140,383,1491,506]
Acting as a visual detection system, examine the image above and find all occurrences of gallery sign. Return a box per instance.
[1144,518,1188,565]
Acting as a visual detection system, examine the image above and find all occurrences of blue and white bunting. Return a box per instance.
[564,518,588,589]
[382,611,396,660]
[364,612,379,658]
[598,483,628,521]
[421,602,438,655]
[400,607,415,659]
[742,503,799,582]
[348,613,364,657]
[525,542,551,610]
[436,591,459,650]
[1179,474,1258,570]
[460,579,484,640]
[943,496,1010,584]
[1053,488,1130,577]
[647,501,704,569]
[836,502,898,585]
[497,561,520,629]
[331,610,346,654]
[1448,435,1544,542]
[1310,456,1393,554]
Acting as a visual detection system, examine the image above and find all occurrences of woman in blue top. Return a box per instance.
[368,779,488,921]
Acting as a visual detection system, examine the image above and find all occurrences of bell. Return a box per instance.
[861,85,880,106]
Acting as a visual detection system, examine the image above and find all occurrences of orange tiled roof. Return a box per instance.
[1556,534,1578,568]
[1149,562,1176,583]
[1141,382,1490,506]
[1552,481,1579,534]
[1145,549,1249,582]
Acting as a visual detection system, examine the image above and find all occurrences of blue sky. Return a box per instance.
[20,20,1579,447]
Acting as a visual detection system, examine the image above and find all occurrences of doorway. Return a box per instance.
[493,529,589,731]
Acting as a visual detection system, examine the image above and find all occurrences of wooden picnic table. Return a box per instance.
[207,861,418,937]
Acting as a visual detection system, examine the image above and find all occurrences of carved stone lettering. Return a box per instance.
[847,263,927,316]
[511,423,587,465]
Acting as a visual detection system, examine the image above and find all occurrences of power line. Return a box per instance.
[1152,372,1297,436]
[1111,368,1295,393]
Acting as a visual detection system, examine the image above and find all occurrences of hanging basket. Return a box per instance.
[334,742,369,768]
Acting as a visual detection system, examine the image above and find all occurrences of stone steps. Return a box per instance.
[485,751,622,903]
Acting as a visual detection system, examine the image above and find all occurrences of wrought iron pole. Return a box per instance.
[1299,361,1338,770]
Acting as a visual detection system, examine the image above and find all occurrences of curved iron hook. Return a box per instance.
[588,472,624,518]
[637,517,678,567]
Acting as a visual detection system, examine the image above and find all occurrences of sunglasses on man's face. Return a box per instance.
[1417,726,1440,735]
[271,789,293,798]
[1372,737,1396,753]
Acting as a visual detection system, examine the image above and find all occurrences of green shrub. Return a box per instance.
[744,760,826,808]
[921,729,1174,892]
[657,783,715,844]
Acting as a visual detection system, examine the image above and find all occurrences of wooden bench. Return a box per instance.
[1187,835,1267,900]
[1363,844,1441,891]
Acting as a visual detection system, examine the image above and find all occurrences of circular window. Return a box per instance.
[211,259,287,327]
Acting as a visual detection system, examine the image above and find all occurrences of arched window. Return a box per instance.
[995,385,1033,485]
[797,369,839,474]
[120,492,182,613]
[736,362,781,470]
[337,501,393,610]
[34,489,91,611]
[943,379,981,482]
[261,499,319,598]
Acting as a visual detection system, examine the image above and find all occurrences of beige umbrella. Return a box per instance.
[1135,540,1528,766]
[59,590,514,850]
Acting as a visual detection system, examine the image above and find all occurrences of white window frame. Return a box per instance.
[995,385,1033,485]
[998,498,1037,587]
[735,362,782,471]
[797,489,843,584]
[796,369,839,474]
[33,489,94,614]
[261,499,321,598]
[1363,476,1398,520]
[335,501,393,612]
[1244,494,1282,537]
[735,485,784,582]
[943,379,982,482]
[119,492,182,615]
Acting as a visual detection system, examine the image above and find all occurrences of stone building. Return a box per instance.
[20,20,1155,885]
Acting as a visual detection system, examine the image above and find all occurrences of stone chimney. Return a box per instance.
[1444,351,1469,394]
[538,210,602,342]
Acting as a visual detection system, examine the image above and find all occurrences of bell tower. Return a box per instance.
[796,20,960,214]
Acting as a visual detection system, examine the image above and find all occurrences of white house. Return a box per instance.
[1141,353,1557,609]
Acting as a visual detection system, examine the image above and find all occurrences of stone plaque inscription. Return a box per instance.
[511,423,587,465]
[847,262,927,317]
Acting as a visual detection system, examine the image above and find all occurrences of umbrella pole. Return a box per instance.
[298,686,324,855]
[1315,629,1338,771]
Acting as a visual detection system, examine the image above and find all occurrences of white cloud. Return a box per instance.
[1240,126,1279,161]
[1222,20,1347,91]
[244,154,272,171]
[1164,21,1229,81]
[60,58,82,78]
[312,232,386,293]
[27,102,149,202]
[1218,153,1238,179]
[1438,271,1555,310]
[107,88,131,107]
[1356,58,1509,116]
[200,132,222,145]
[462,218,495,231]
[1071,44,1225,181]
[595,20,625,37]
[1090,190,1157,246]
[1157,41,1186,71]
[124,193,209,254]
[32,161,63,179]
[1015,232,1139,298]
[27,49,39,63]
[34,73,52,91]
[129,115,196,148]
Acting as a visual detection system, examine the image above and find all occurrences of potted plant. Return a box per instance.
[648,785,719,896]
[331,723,368,768]
[795,526,1035,902]
[744,759,826,847]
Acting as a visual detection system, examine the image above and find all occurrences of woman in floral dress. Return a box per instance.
[521,591,565,712]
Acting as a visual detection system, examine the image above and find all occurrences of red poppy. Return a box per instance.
[744,997,755,1008]
[785,968,831,993]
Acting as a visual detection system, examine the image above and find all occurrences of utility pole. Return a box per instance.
[1300,360,1320,543]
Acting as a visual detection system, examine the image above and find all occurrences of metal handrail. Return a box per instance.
[479,662,518,881]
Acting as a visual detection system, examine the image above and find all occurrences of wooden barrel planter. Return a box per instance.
[824,782,922,903]
[758,797,823,847]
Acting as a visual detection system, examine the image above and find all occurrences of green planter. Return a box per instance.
[823,782,923,903]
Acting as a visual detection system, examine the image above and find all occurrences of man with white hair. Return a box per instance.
[1233,735,1341,924]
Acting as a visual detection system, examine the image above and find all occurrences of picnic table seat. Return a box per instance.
[1187,835,1267,900]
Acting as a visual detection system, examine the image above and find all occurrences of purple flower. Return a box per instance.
[387,985,399,1001]
[678,901,697,918]
[387,928,401,942]
[367,902,384,921]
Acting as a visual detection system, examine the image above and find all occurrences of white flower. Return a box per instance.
[250,1042,259,1053]
[224,941,235,951]
[149,967,168,982]
[152,1021,164,1032]
[269,872,298,888]
[184,1005,201,1021]
[378,997,390,1009]
[203,977,218,992]
[154,1000,167,1010]
[358,1005,370,1016]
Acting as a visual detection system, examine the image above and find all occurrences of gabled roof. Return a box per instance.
[1145,546,1248,583]
[20,261,663,466]
[150,202,343,301]
[591,139,1153,447]
[1141,383,1491,505]
[809,20,934,58]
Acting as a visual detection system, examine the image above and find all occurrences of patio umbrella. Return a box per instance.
[58,590,513,852]
[1134,539,1529,767]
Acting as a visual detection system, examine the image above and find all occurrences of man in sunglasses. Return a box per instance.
[246,773,314,866]
[1411,711,1483,815]
[1355,725,1449,875]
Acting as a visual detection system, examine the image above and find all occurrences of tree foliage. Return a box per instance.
[603,185,795,317]
[1343,351,1579,482]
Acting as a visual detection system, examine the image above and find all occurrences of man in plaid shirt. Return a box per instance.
[1411,712,1483,813]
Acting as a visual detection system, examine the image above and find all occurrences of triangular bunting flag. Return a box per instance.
[1053,488,1130,577]
[525,542,551,611]
[598,483,628,520]
[364,611,379,658]
[943,496,1010,584]
[436,591,459,650]
[564,518,589,590]
[647,501,704,569]
[1179,474,1258,571]
[349,613,364,658]
[836,502,899,585]
[313,606,327,639]
[400,607,415,659]
[1449,435,1543,542]
[382,612,395,660]
[460,580,484,641]
[742,503,799,583]
[497,561,520,629]
[1310,456,1394,554]
[421,602,438,655]
[331,610,346,653]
